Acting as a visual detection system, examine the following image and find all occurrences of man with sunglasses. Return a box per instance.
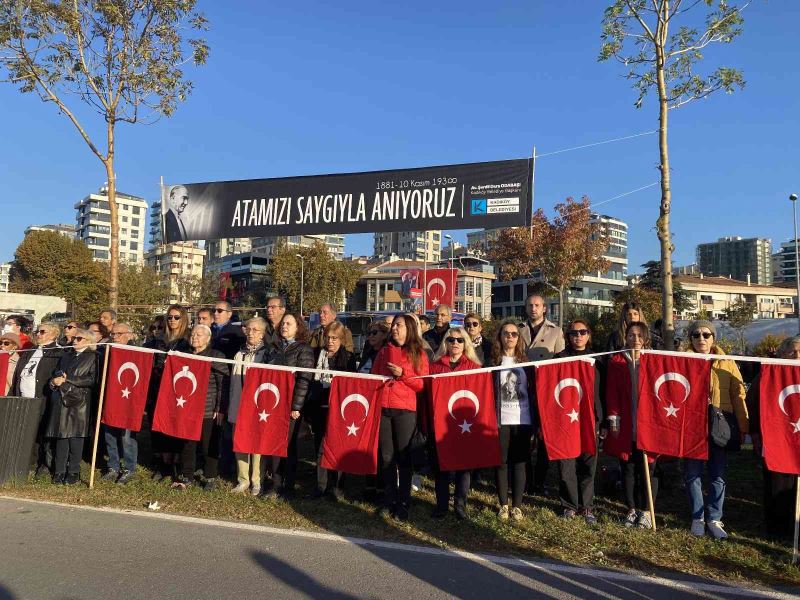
[463,312,492,365]
[11,322,62,478]
[210,301,245,360]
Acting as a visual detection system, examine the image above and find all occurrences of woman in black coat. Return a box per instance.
[309,321,357,499]
[262,312,314,500]
[47,330,97,485]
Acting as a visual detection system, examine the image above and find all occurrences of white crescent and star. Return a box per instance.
[654,372,691,419]
[447,390,480,434]
[427,277,446,305]
[253,382,281,422]
[173,365,198,396]
[777,384,800,434]
[553,378,583,410]
[341,394,370,437]
[117,361,140,400]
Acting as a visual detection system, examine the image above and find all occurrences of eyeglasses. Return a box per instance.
[166,315,182,321]
[110,331,130,337]
[464,321,480,328]
[267,305,282,310]
[65,325,76,330]
[213,308,230,313]
[502,331,519,338]
[36,329,48,335]
[73,336,85,342]
[367,330,382,336]
[0,341,15,347]
[568,329,589,337]
[446,337,465,344]
[691,332,713,340]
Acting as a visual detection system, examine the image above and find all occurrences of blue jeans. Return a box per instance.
[684,443,727,521]
[104,426,138,473]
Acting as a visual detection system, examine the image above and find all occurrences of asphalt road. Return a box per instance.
[0,497,794,600]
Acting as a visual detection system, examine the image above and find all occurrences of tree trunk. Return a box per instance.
[655,4,675,350]
[105,121,119,309]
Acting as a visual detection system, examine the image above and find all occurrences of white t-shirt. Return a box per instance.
[19,347,44,398]
[499,356,531,426]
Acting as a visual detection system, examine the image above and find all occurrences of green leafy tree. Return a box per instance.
[0,1,209,308]
[600,0,747,348]
[176,270,220,306]
[751,333,787,358]
[9,230,107,321]
[489,197,611,327]
[268,241,363,314]
[722,297,754,354]
[638,260,694,315]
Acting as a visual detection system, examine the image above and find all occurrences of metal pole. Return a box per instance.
[300,258,304,317]
[792,194,800,334]
[529,146,536,239]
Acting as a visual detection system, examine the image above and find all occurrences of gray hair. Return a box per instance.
[214,301,232,312]
[38,322,61,339]
[192,324,212,337]
[74,328,97,351]
[777,335,800,359]
[245,317,267,330]
[101,309,118,320]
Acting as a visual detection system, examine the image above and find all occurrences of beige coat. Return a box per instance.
[519,318,565,361]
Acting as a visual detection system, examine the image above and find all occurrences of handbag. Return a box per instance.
[708,405,731,449]
[723,410,741,452]
[408,426,429,470]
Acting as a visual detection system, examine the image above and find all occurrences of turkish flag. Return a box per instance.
[233,366,293,457]
[535,359,597,460]
[102,346,154,431]
[760,364,800,475]
[431,372,500,471]
[636,353,710,460]
[321,377,383,475]
[151,353,211,441]
[423,268,457,311]
[0,352,9,395]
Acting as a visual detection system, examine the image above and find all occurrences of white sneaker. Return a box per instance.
[637,511,653,529]
[707,520,728,539]
[623,509,639,528]
[411,474,422,492]
[690,519,706,537]
[250,485,261,496]
[231,482,249,494]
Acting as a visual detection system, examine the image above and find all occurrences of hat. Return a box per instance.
[0,332,20,347]
[687,319,716,339]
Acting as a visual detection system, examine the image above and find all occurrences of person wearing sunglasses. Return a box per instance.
[58,321,80,347]
[550,320,603,525]
[684,319,747,540]
[0,332,21,395]
[143,316,166,346]
[45,328,97,484]
[210,301,245,360]
[490,319,534,523]
[426,326,481,520]
[604,321,658,529]
[359,322,389,374]
[462,312,491,366]
[11,322,62,478]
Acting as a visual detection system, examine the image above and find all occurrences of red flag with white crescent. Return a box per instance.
[431,372,500,471]
[636,353,710,460]
[152,353,211,441]
[233,366,293,457]
[321,377,383,475]
[423,268,457,311]
[535,359,597,460]
[760,364,800,475]
[102,346,154,431]
[0,352,9,395]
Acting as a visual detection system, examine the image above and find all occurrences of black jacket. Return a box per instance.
[212,322,246,360]
[264,321,282,354]
[309,347,357,410]
[193,346,229,418]
[423,325,450,355]
[265,340,315,412]
[45,349,97,438]
[473,338,494,366]
[11,342,62,399]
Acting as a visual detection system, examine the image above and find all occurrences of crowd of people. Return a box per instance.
[0,297,795,540]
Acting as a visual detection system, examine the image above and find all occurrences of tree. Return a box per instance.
[637,259,694,315]
[9,230,107,321]
[600,0,747,349]
[175,270,220,305]
[268,241,363,314]
[0,1,209,308]
[489,197,610,327]
[751,333,786,358]
[722,297,754,354]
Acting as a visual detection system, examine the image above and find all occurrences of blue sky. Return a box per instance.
[1,1,797,272]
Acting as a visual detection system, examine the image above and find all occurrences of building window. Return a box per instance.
[130,241,138,250]
[122,216,129,223]
[132,218,140,227]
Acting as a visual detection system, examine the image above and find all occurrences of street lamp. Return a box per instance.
[295,253,304,317]
[791,193,800,333]
[444,234,455,310]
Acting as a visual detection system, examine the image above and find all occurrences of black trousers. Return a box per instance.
[496,424,532,508]
[557,452,598,511]
[379,408,416,510]
[310,402,343,492]
[54,437,84,476]
[762,461,797,537]
[621,447,658,511]
[174,418,218,480]
[269,418,301,492]
[33,437,54,473]
[434,470,471,510]
[530,436,550,491]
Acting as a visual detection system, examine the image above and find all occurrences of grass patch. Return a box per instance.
[2,433,798,591]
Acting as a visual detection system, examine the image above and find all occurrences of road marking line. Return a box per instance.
[1,495,795,599]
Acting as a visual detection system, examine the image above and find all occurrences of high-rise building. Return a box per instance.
[24,223,76,239]
[145,243,206,304]
[696,236,772,285]
[0,263,10,293]
[251,234,345,260]
[206,238,252,261]
[148,198,163,248]
[773,239,800,283]
[373,231,441,262]
[74,186,148,263]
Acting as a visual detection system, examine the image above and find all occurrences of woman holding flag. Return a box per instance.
[371,313,429,521]
[427,326,481,520]
[604,321,657,529]
[684,320,748,540]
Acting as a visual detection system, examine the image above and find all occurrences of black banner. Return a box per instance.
[162,158,532,243]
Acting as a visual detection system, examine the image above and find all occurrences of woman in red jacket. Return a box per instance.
[371,313,430,520]
[427,326,481,520]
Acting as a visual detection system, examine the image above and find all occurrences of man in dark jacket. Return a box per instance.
[12,322,63,477]
[423,304,452,354]
[264,296,286,352]
[211,301,245,359]
[309,303,354,353]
